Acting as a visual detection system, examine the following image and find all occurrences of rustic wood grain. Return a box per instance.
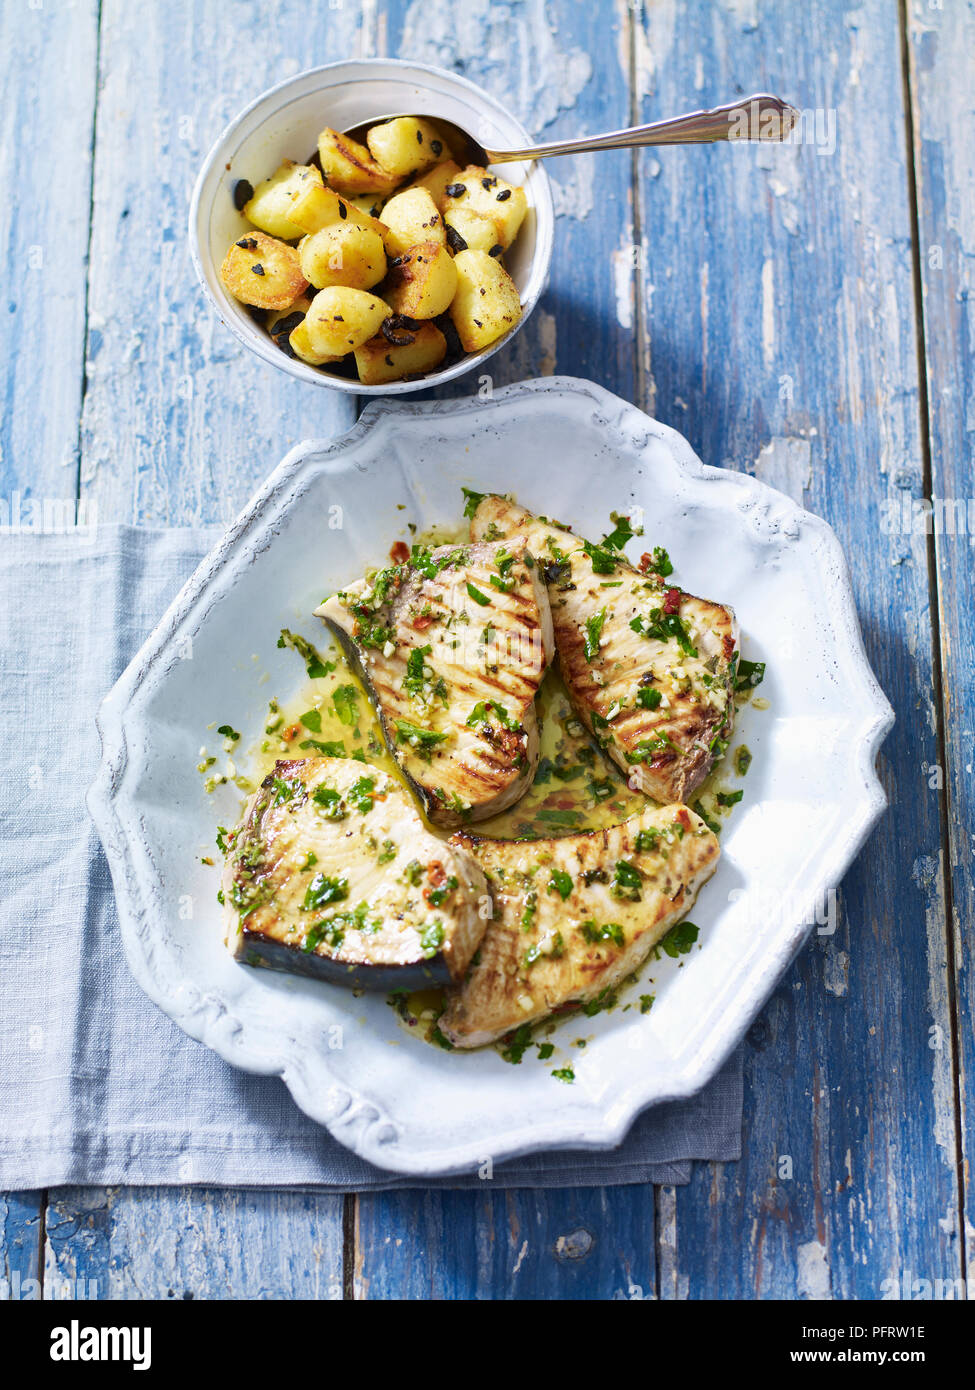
[78,0,359,526]
[43,1188,345,1300]
[905,0,975,1283]
[633,0,963,1298]
[0,0,98,509]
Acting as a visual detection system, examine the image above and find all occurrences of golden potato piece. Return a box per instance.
[366,117,446,178]
[443,166,528,249]
[378,187,445,257]
[345,192,387,220]
[220,232,308,310]
[288,181,387,242]
[298,223,387,291]
[304,287,390,357]
[448,248,522,351]
[243,160,321,239]
[383,242,457,320]
[406,159,462,207]
[354,321,447,384]
[317,127,400,196]
[443,206,501,255]
[288,318,342,366]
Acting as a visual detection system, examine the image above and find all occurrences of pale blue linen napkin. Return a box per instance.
[0,524,742,1189]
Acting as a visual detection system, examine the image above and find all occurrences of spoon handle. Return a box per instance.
[483,94,797,163]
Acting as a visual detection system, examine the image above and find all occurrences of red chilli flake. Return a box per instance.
[662,588,681,615]
[723,635,737,660]
[389,540,410,564]
[413,614,433,631]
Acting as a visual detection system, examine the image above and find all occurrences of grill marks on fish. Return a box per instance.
[315,537,554,826]
[222,757,488,991]
[469,498,738,804]
[439,803,720,1047]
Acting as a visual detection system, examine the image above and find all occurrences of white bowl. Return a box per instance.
[189,59,554,395]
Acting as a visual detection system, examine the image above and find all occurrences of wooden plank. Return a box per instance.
[352,0,654,1300]
[355,1188,655,1300]
[43,1188,345,1300]
[79,0,361,525]
[47,0,371,1297]
[0,1193,43,1301]
[905,0,975,1280]
[0,0,98,503]
[632,0,962,1297]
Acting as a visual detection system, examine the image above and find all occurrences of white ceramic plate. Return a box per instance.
[89,377,893,1176]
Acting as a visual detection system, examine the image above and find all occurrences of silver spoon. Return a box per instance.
[347,94,798,166]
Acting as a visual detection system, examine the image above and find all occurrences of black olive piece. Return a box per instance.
[251,263,265,275]
[382,315,419,347]
[445,224,468,254]
[271,311,305,337]
[236,236,258,250]
[481,177,496,190]
[488,244,503,258]
[385,354,394,366]
[416,129,423,143]
[273,334,298,358]
[496,189,511,201]
[338,201,347,219]
[233,179,254,211]
[444,183,466,198]
[433,312,464,365]
[431,140,443,156]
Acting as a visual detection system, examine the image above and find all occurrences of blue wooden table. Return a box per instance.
[2,0,971,1299]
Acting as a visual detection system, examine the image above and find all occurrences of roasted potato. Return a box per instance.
[366,117,447,179]
[243,161,321,239]
[303,287,390,357]
[443,205,502,255]
[288,318,341,366]
[406,159,463,207]
[383,242,458,320]
[442,166,528,249]
[354,321,447,385]
[219,232,308,310]
[317,127,400,196]
[345,192,387,220]
[288,180,388,241]
[378,187,445,257]
[448,248,522,351]
[298,223,387,291]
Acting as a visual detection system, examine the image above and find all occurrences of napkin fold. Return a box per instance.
[0,524,742,1189]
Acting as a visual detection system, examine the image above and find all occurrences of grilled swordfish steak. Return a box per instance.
[469,498,739,805]
[440,802,720,1048]
[315,537,554,828]
[222,757,489,991]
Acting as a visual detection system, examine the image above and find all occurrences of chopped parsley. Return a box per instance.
[302,873,349,912]
[462,486,487,519]
[659,920,699,957]
[420,921,445,958]
[466,581,491,606]
[299,709,322,733]
[611,859,643,901]
[278,628,334,680]
[735,658,766,692]
[635,686,662,710]
[548,869,574,900]
[581,920,625,947]
[717,789,744,807]
[582,539,618,574]
[551,1067,575,1083]
[584,608,606,662]
[332,684,358,726]
[601,510,643,550]
[394,720,448,758]
[313,785,347,819]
